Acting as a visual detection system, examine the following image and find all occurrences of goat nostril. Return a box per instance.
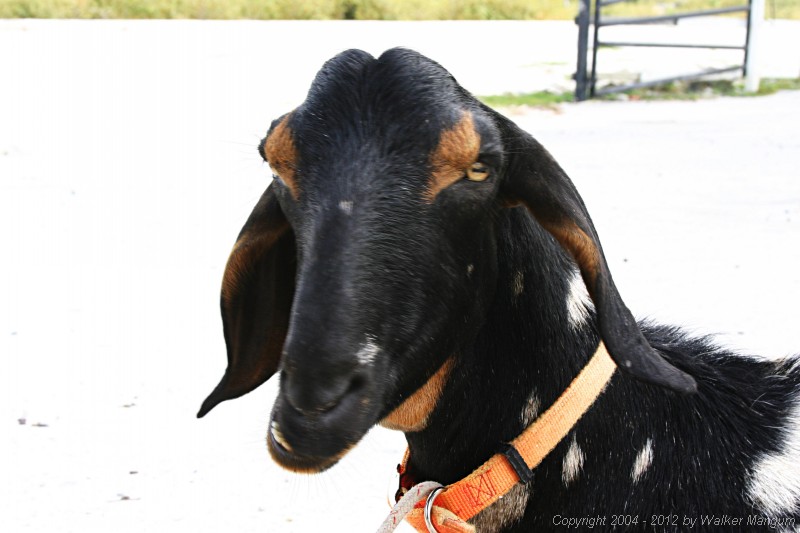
[285,372,366,417]
[296,400,338,416]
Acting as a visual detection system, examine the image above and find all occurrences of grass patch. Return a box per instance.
[479,78,800,108]
[0,0,798,19]
[480,91,575,107]
[0,0,575,19]
[757,77,800,95]
[603,77,800,101]
[600,0,799,20]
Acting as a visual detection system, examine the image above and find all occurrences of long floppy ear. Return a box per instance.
[197,184,296,417]
[491,110,696,394]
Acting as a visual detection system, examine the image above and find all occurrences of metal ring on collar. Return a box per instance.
[424,486,446,532]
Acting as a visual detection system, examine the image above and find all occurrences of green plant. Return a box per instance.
[479,90,576,107]
[2,0,797,20]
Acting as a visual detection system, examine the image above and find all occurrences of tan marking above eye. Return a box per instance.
[466,162,490,182]
[264,116,299,199]
[426,112,482,202]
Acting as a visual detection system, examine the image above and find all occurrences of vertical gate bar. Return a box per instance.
[589,0,602,97]
[575,0,592,101]
[743,0,753,77]
[744,0,764,92]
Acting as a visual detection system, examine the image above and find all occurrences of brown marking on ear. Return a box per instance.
[380,357,455,432]
[220,231,283,307]
[541,220,602,289]
[264,116,300,199]
[197,185,294,418]
[219,185,291,309]
[426,112,481,202]
[220,240,249,306]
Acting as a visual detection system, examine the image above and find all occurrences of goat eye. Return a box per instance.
[465,162,490,182]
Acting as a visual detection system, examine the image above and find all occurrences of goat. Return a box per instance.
[197,48,800,532]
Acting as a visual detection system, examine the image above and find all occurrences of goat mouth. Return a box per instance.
[266,390,374,473]
[267,420,357,474]
[269,421,294,453]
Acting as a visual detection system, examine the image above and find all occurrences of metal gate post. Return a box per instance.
[576,0,753,100]
[745,0,764,92]
[575,0,592,101]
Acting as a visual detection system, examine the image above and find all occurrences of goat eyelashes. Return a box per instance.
[199,48,800,532]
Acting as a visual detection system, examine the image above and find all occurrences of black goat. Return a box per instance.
[198,48,800,532]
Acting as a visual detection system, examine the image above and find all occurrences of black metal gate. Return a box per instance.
[575,0,754,101]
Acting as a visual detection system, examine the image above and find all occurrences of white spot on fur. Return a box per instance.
[338,200,353,215]
[355,338,380,366]
[631,438,654,484]
[748,400,800,518]
[520,391,541,427]
[562,436,585,486]
[512,271,524,297]
[566,270,593,329]
[467,264,474,276]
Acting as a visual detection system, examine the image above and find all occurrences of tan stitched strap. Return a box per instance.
[512,341,616,470]
[402,342,616,528]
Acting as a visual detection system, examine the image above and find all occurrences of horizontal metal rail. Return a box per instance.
[597,41,746,49]
[599,6,750,27]
[593,65,744,96]
[599,0,631,6]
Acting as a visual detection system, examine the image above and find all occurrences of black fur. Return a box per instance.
[407,205,800,531]
[199,48,800,531]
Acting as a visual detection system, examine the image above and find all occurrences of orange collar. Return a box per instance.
[396,342,617,532]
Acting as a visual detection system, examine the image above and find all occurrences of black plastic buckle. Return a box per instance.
[499,443,535,484]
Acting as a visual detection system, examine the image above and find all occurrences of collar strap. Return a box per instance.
[398,341,617,532]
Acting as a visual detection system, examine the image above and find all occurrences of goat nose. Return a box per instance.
[283,364,363,416]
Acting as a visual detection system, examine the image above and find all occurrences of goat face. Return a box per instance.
[198,48,696,473]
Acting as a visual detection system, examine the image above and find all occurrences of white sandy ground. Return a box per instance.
[1,19,799,533]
